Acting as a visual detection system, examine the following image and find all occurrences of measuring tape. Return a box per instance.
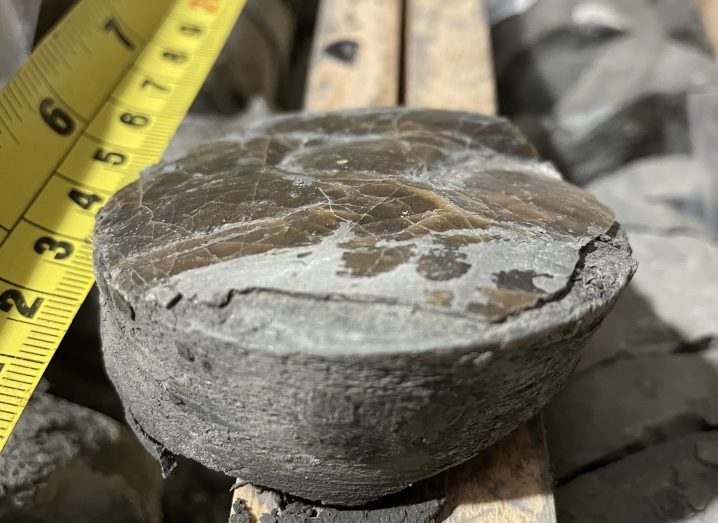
[0,0,247,451]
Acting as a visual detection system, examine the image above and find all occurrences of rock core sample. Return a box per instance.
[94,108,635,505]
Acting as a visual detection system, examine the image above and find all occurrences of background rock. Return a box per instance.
[191,0,295,114]
[557,432,718,522]
[0,393,163,523]
[577,156,718,370]
[546,349,718,480]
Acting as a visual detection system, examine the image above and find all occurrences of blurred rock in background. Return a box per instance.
[0,393,164,523]
[0,0,43,88]
[545,153,718,521]
[494,0,718,185]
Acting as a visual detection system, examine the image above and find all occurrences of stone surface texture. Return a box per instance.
[0,392,163,523]
[587,156,718,345]
[546,348,718,480]
[557,432,718,522]
[95,108,634,505]
[493,0,718,185]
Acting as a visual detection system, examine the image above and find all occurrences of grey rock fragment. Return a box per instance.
[0,0,42,87]
[557,432,718,522]
[546,349,718,480]
[653,0,714,54]
[588,155,706,234]
[493,0,656,115]
[548,37,718,184]
[587,156,718,343]
[0,393,163,523]
[258,498,443,523]
[95,108,635,505]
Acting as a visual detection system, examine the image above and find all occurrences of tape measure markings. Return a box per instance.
[0,0,247,449]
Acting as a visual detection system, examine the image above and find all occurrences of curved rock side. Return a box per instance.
[95,108,635,504]
[97,219,633,505]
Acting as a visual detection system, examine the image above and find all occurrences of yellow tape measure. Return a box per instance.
[0,0,247,451]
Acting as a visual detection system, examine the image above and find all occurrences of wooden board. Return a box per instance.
[439,418,557,522]
[230,0,557,521]
[405,0,496,114]
[697,0,718,56]
[304,0,402,111]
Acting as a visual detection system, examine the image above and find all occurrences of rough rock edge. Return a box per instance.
[98,225,634,505]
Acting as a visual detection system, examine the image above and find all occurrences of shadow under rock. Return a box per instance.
[44,286,125,421]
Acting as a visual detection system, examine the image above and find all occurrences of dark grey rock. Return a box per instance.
[192,0,295,113]
[575,284,682,371]
[546,349,718,480]
[557,432,718,522]
[162,457,235,523]
[548,37,718,184]
[43,286,124,420]
[493,0,656,115]
[0,393,163,523]
[94,108,635,505]
[653,0,714,54]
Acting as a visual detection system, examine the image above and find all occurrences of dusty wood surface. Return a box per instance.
[697,0,718,55]
[439,418,556,522]
[304,0,402,111]
[230,0,556,521]
[405,0,496,114]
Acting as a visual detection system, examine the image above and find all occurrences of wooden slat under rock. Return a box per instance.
[231,1,557,521]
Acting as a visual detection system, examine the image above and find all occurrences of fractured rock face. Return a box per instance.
[0,393,162,523]
[557,432,718,522]
[94,108,635,505]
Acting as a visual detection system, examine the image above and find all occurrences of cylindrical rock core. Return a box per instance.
[94,108,635,505]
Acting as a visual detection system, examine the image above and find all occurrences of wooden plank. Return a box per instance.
[440,418,557,522]
[697,0,718,56]
[304,0,402,111]
[405,0,497,114]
